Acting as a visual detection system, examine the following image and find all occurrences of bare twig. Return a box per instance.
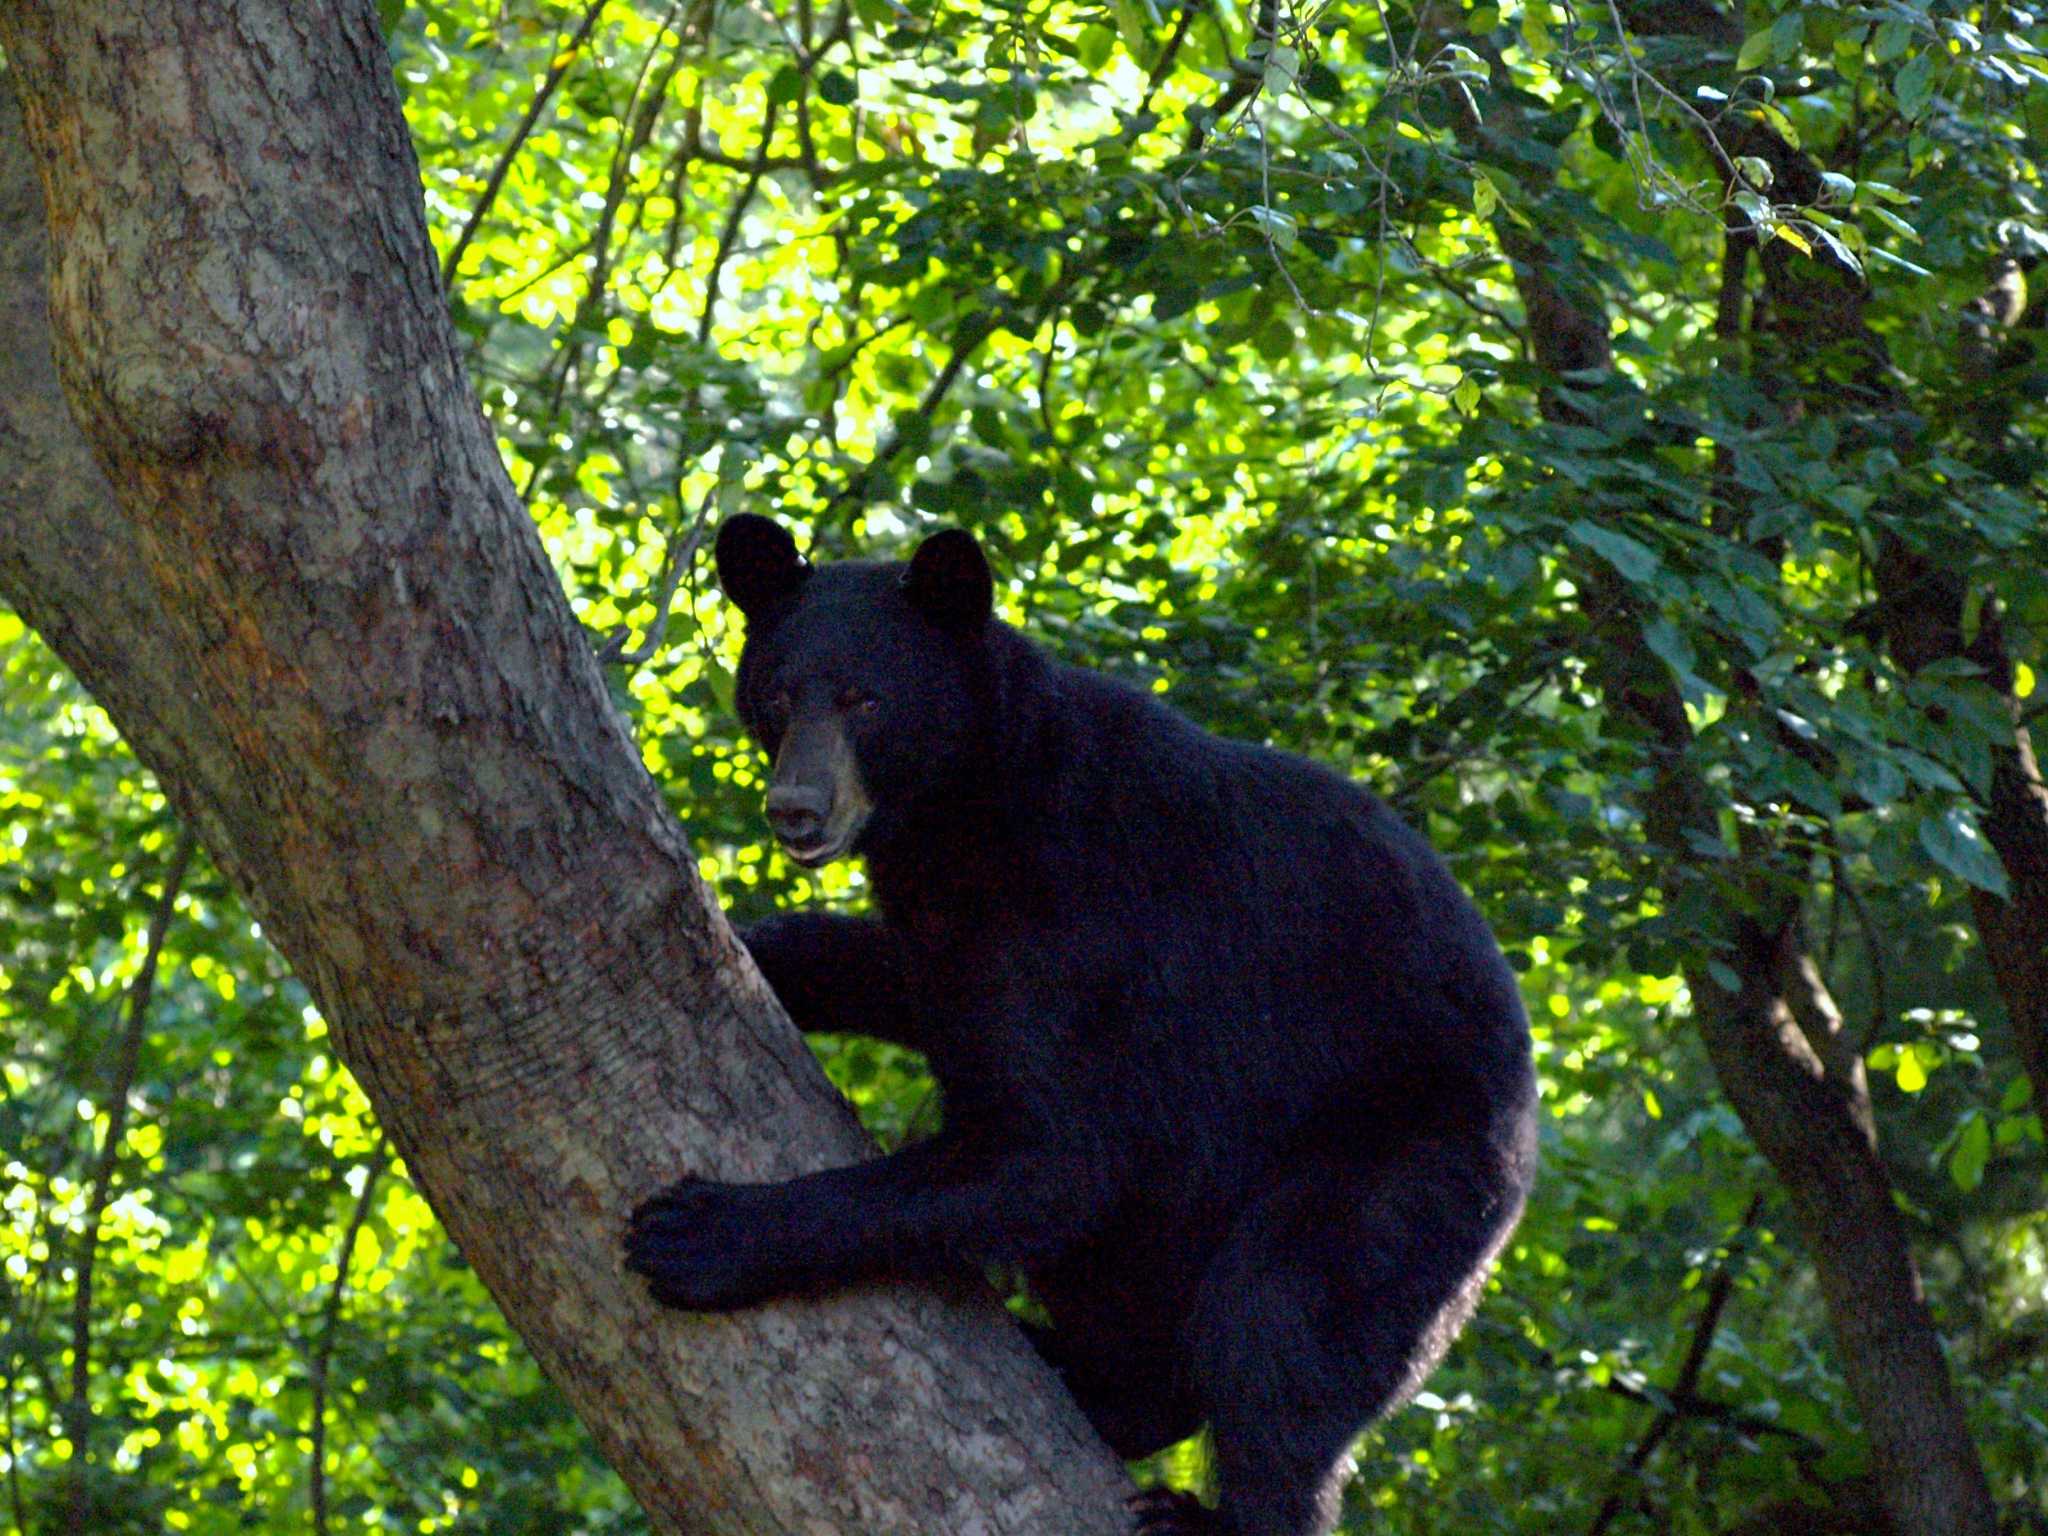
[222,1245,296,1338]
[65,828,197,1535]
[1035,322,1060,441]
[597,500,717,665]
[440,0,610,290]
[1384,637,1571,808]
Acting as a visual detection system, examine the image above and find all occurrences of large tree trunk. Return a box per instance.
[0,8,1128,1533]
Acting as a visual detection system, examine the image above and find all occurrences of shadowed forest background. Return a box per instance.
[2,0,2046,1532]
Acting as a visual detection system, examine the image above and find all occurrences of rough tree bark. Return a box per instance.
[0,8,1130,1533]
[1444,30,2000,1536]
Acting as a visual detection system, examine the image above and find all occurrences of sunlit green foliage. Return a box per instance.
[5,0,2047,1530]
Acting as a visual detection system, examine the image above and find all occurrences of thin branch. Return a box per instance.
[1035,321,1060,441]
[597,500,715,665]
[824,310,1004,510]
[223,1245,297,1338]
[1587,1194,1765,1536]
[520,4,693,501]
[680,138,810,175]
[308,1139,392,1536]
[1135,0,1202,122]
[440,0,610,290]
[1383,636,1571,808]
[65,828,197,1536]
[584,4,697,311]
[696,103,783,345]
[791,68,826,187]
[4,1334,23,1536]
[657,98,707,282]
[1182,0,1277,154]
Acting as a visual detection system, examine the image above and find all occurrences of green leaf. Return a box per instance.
[1113,0,1158,65]
[1755,102,1800,149]
[818,70,858,107]
[1473,172,1498,220]
[1734,156,1775,190]
[1894,52,1935,119]
[1867,204,1921,242]
[1918,806,2011,897]
[1897,750,1963,793]
[1246,205,1297,251]
[1641,617,1695,678]
[1769,11,1804,63]
[1570,521,1660,584]
[1996,1114,2042,1147]
[1736,27,1775,72]
[1077,24,1117,70]
[1873,17,1914,62]
[1850,754,1906,808]
[1733,188,1773,230]
[1453,373,1483,415]
[1810,225,1864,275]
[1869,247,1933,277]
[1262,43,1300,96]
[1950,1113,1990,1191]
[1438,44,1488,83]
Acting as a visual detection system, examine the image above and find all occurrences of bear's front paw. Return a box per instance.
[624,1177,787,1313]
[1127,1488,1223,1535]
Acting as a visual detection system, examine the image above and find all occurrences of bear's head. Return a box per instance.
[714,513,996,866]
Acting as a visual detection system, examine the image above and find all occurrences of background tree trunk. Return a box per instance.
[1438,30,2000,1536]
[0,7,1129,1532]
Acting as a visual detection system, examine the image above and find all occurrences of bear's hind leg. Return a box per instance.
[1183,1136,1527,1536]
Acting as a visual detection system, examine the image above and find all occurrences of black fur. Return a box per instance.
[627,516,1539,1536]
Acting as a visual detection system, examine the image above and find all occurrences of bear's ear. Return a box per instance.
[716,514,808,619]
[903,528,993,632]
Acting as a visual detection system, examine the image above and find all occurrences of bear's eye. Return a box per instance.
[839,687,880,716]
[765,689,792,721]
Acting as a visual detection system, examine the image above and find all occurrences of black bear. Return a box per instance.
[626,514,1538,1536]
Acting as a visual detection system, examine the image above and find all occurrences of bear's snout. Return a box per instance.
[766,783,830,848]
